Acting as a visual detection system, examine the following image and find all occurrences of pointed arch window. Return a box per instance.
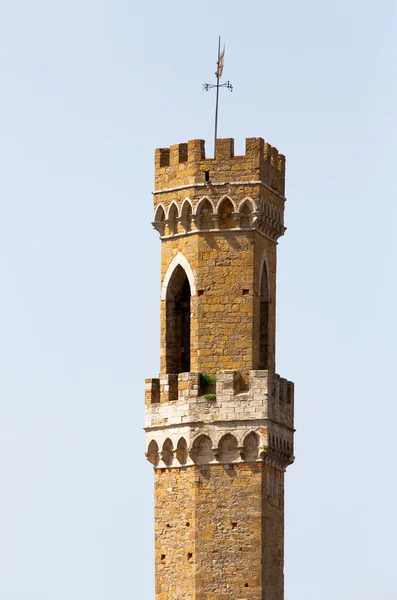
[165,265,191,374]
[259,259,270,369]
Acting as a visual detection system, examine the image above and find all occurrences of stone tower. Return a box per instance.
[145,137,295,600]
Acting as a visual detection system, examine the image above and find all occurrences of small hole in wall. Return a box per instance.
[160,554,166,562]
[232,522,238,529]
[187,552,193,561]
[166,524,171,528]
[245,583,249,588]
[242,289,249,295]
[186,522,190,527]
[197,290,204,296]
[204,170,210,182]
[239,547,243,551]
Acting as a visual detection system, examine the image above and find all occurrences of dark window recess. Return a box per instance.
[186,522,190,527]
[165,267,191,374]
[245,583,249,588]
[187,552,193,560]
[198,289,204,296]
[160,554,166,562]
[204,170,210,182]
[242,289,249,296]
[232,522,238,529]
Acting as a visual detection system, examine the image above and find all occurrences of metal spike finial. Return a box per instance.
[203,36,233,158]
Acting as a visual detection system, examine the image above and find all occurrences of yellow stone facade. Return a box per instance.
[145,137,295,600]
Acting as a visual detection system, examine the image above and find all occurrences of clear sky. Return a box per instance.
[0,1,395,599]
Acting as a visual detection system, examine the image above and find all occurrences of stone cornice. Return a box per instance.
[153,180,287,202]
[157,226,282,244]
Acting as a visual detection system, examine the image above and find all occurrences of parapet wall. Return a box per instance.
[145,370,295,470]
[154,138,286,196]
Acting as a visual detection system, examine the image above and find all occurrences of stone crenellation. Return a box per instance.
[152,138,287,243]
[154,137,285,193]
[145,370,294,471]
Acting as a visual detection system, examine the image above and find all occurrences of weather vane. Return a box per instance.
[203,36,233,158]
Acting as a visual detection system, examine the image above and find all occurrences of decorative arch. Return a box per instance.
[161,252,196,300]
[176,437,188,465]
[162,438,174,466]
[180,198,193,233]
[195,196,214,230]
[191,434,214,465]
[237,197,256,212]
[152,204,166,236]
[194,196,215,215]
[218,197,235,230]
[217,194,237,212]
[167,202,179,235]
[146,440,159,467]
[154,203,166,222]
[166,201,179,220]
[243,432,259,462]
[218,434,239,463]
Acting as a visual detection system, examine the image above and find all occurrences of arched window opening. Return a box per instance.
[219,198,235,229]
[259,260,270,370]
[166,265,191,374]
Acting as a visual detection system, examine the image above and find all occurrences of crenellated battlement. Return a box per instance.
[154,138,286,196]
[152,138,287,242]
[144,370,294,470]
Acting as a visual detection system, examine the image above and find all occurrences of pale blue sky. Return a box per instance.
[0,1,395,599]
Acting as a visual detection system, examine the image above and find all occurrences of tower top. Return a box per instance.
[154,137,285,196]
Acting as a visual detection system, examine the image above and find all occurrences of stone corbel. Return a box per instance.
[232,212,241,228]
[146,450,160,467]
[192,214,202,229]
[250,211,260,227]
[213,446,220,462]
[180,216,191,233]
[159,450,173,468]
[152,221,165,237]
[211,214,220,229]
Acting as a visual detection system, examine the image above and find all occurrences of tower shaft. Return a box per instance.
[145,137,295,600]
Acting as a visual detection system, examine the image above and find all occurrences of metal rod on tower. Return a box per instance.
[203,36,233,159]
[214,36,221,158]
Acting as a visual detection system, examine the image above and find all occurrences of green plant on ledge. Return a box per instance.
[200,373,216,389]
[204,393,216,401]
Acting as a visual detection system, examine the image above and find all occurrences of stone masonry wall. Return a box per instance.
[154,463,285,600]
[154,138,286,378]
[160,231,277,378]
